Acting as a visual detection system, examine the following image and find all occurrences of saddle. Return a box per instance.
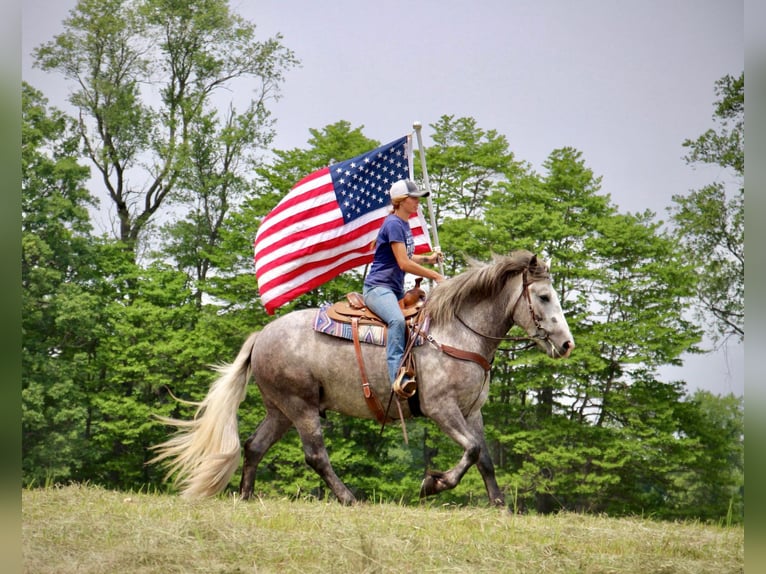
[327,278,426,327]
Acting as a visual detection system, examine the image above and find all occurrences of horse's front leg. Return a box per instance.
[420,405,483,499]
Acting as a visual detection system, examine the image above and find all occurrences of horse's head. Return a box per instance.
[424,251,575,360]
[512,255,574,359]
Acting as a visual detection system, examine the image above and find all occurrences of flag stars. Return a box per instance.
[330,137,410,222]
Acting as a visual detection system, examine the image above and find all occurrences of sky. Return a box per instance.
[21,0,744,397]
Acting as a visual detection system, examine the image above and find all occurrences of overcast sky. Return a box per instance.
[22,0,744,396]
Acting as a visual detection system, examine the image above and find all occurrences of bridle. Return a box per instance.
[455,268,550,347]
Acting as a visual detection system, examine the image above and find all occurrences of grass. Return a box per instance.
[22,484,743,573]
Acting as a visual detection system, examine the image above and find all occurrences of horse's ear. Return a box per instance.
[529,254,538,269]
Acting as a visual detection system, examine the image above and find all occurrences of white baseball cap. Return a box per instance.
[389,179,429,200]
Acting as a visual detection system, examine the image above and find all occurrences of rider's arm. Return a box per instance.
[391,242,444,283]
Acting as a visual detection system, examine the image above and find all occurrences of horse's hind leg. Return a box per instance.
[239,408,292,500]
[293,412,357,505]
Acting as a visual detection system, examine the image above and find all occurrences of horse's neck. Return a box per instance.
[435,279,518,357]
[468,299,514,346]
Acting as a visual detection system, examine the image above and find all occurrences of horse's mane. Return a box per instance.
[425,250,549,326]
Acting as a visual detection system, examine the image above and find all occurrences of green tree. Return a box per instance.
[22,82,102,484]
[22,81,249,490]
[85,257,218,488]
[419,115,524,278]
[426,114,522,220]
[670,72,744,343]
[33,0,298,258]
[671,390,744,523]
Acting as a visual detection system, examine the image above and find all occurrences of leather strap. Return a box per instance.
[411,321,492,373]
[351,318,388,424]
[438,343,492,373]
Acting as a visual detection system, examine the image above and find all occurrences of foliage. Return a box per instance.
[425,114,522,220]
[22,82,101,485]
[159,104,269,307]
[670,72,744,343]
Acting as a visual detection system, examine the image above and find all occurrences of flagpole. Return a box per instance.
[406,133,415,182]
[413,121,444,275]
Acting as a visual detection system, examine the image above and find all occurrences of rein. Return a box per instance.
[455,269,550,345]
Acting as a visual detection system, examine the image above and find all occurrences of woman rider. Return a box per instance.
[363,179,444,398]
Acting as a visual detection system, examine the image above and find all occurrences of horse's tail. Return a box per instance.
[150,331,259,499]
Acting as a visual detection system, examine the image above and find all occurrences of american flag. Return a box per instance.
[254,136,432,314]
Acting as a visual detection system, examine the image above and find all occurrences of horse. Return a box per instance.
[150,250,574,507]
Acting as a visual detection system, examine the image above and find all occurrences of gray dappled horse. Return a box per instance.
[151,250,574,507]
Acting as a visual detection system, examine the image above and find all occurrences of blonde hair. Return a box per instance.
[391,196,408,212]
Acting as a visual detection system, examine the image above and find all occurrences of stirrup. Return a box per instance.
[392,369,417,399]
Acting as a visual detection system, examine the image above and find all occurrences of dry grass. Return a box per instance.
[22,484,743,573]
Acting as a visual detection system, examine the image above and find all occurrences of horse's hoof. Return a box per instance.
[338,493,357,506]
[419,471,445,497]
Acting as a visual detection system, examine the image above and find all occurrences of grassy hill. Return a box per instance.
[22,484,743,573]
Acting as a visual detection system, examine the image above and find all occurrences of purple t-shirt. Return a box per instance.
[364,214,414,299]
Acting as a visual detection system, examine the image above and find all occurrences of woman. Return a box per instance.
[363,179,444,398]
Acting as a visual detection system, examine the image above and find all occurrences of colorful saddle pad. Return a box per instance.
[312,304,429,347]
[313,304,387,346]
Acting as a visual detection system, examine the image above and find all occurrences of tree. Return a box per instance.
[670,72,744,343]
[159,103,269,307]
[422,115,523,276]
[426,114,522,220]
[33,0,298,259]
[22,82,102,484]
[672,390,744,523]
[84,257,221,488]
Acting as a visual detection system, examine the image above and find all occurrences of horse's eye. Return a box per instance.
[539,294,550,303]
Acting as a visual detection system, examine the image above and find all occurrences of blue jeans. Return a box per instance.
[363,285,406,385]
